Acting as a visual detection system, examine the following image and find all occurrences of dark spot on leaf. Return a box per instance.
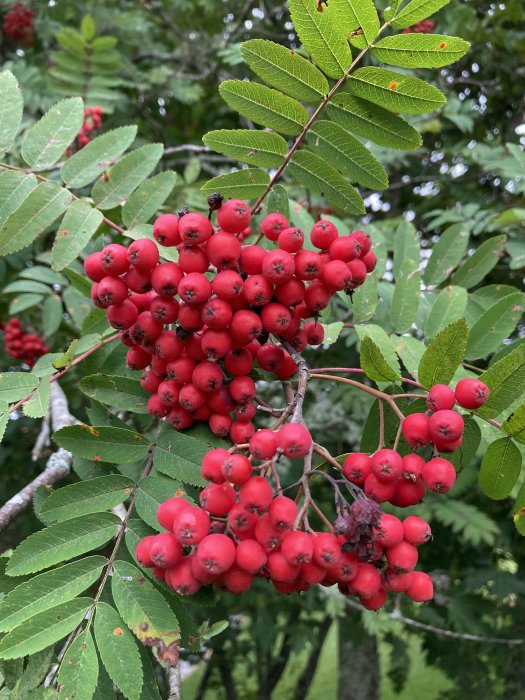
[113,628,123,636]
[137,576,145,584]
[140,622,149,631]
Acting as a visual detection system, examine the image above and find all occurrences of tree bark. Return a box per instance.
[338,625,380,700]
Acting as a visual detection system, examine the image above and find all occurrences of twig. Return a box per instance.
[281,340,309,423]
[312,367,422,389]
[168,665,182,700]
[378,400,385,449]
[31,412,50,461]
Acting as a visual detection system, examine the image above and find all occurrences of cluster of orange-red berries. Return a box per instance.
[1,317,48,367]
[3,2,35,44]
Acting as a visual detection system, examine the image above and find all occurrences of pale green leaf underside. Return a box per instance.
[390,259,420,333]
[371,35,470,69]
[0,70,23,157]
[0,169,38,226]
[451,235,506,288]
[51,200,104,271]
[466,292,525,360]
[201,168,270,200]
[79,374,150,414]
[423,222,469,285]
[203,129,288,168]
[23,377,51,419]
[0,371,38,403]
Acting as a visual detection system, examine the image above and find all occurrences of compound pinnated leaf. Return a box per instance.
[267,185,290,218]
[423,223,469,285]
[135,476,185,532]
[0,181,72,256]
[9,293,44,314]
[418,318,468,389]
[22,98,85,171]
[91,143,164,210]
[288,0,352,78]
[53,426,150,464]
[502,406,525,445]
[307,121,388,190]
[79,374,149,414]
[393,220,419,280]
[122,171,177,229]
[154,421,210,487]
[390,259,420,333]
[3,280,51,295]
[112,561,180,657]
[6,513,120,576]
[23,377,51,419]
[203,129,287,168]
[219,80,308,136]
[0,372,38,403]
[0,557,106,632]
[424,286,467,338]
[431,500,499,547]
[43,295,63,335]
[451,235,506,288]
[0,598,92,660]
[477,344,525,419]
[371,35,470,69]
[94,602,143,700]
[355,324,401,376]
[61,126,138,188]
[393,335,426,380]
[40,475,134,523]
[201,168,270,200]
[479,437,521,500]
[391,0,451,29]
[288,150,365,214]
[351,270,379,323]
[466,292,525,360]
[58,629,99,700]
[327,92,422,150]
[338,0,380,46]
[360,336,401,382]
[0,169,38,225]
[241,39,329,103]
[347,67,446,114]
[51,201,103,271]
[0,71,23,157]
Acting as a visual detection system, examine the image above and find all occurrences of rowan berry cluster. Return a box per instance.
[75,107,103,150]
[403,19,435,33]
[2,317,48,367]
[135,430,433,608]
[345,379,490,507]
[3,2,35,44]
[85,198,375,441]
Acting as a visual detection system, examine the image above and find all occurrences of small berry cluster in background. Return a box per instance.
[74,107,103,150]
[85,198,376,441]
[2,317,48,367]
[403,19,435,33]
[3,2,35,44]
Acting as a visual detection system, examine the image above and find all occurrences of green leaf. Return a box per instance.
[52,339,79,369]
[371,34,470,69]
[0,169,38,225]
[443,415,481,471]
[451,235,506,288]
[479,437,521,500]
[352,270,378,323]
[288,0,352,78]
[94,602,143,700]
[61,126,137,189]
[112,561,180,654]
[390,259,420,333]
[241,39,329,103]
[0,71,23,157]
[201,168,270,200]
[9,293,44,314]
[347,67,446,114]
[81,14,96,40]
[393,335,426,380]
[341,0,380,45]
[355,324,401,375]
[58,629,99,700]
[0,598,92,660]
[0,411,9,443]
[51,201,103,272]
[391,0,451,29]
[0,557,106,632]
[418,318,468,389]
[507,239,525,270]
[466,292,525,360]
[53,426,150,464]
[0,181,72,256]
[40,475,134,523]
[267,185,290,219]
[477,344,525,419]
[6,513,119,576]
[361,397,401,452]
[0,372,38,403]
[431,500,499,547]
[23,377,51,419]
[203,129,287,168]
[79,374,149,414]
[322,321,344,345]
[392,220,419,280]
[423,223,469,285]
[91,143,164,210]
[43,294,64,336]
[3,280,51,295]
[424,286,468,338]
[122,171,177,229]
[502,406,525,445]
[21,98,85,171]
[360,336,401,382]
[153,422,209,487]
[219,80,308,136]
[289,198,315,234]
[135,476,186,532]
[307,121,388,190]
[327,93,422,150]
[288,150,365,214]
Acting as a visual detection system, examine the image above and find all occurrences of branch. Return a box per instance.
[31,412,50,461]
[281,340,309,423]
[167,666,182,700]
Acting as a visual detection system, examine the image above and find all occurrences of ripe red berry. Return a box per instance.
[165,557,201,595]
[199,482,236,515]
[405,571,434,602]
[157,380,180,406]
[261,212,289,241]
[229,376,256,403]
[106,299,138,330]
[268,496,298,531]
[277,423,312,458]
[235,539,267,573]
[403,516,432,545]
[329,236,357,262]
[101,243,129,276]
[303,321,324,346]
[391,479,426,507]
[221,453,252,484]
[157,497,191,531]
[124,267,152,294]
[206,232,241,269]
[267,551,299,582]
[167,356,196,384]
[256,344,284,372]
[454,378,490,409]
[224,348,253,377]
[229,419,255,444]
[310,220,338,249]
[346,259,367,288]
[221,565,254,594]
[249,429,277,461]
[361,250,377,272]
[261,249,295,284]
[312,533,342,568]
[84,252,105,282]
[217,199,251,234]
[196,533,236,574]
[179,212,213,246]
[320,259,353,292]
[364,473,396,503]
[178,272,212,305]
[230,310,262,345]
[426,383,455,412]
[385,541,418,573]
[151,262,184,296]
[343,453,372,486]
[360,586,387,610]
[178,245,209,274]
[150,296,179,324]
[135,536,155,567]
[370,449,403,483]
[153,213,181,247]
[140,369,161,394]
[239,476,273,513]
[349,563,381,599]
[422,457,456,493]
[383,569,413,593]
[278,226,304,253]
[192,361,224,393]
[172,505,210,544]
[212,269,244,300]
[243,274,274,306]
[228,503,258,535]
[281,530,313,565]
[128,238,160,271]
[401,453,425,481]
[126,345,151,371]
[294,250,321,280]
[374,513,404,548]
[301,561,326,586]
[97,276,128,306]
[149,533,183,569]
[429,409,464,444]
[240,244,266,274]
[304,281,331,313]
[401,413,431,447]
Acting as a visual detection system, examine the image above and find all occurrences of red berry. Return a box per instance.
[426,384,455,412]
[172,505,210,544]
[178,272,212,305]
[165,557,201,595]
[249,429,278,460]
[346,259,367,288]
[178,245,209,273]
[268,496,298,531]
[97,276,128,306]
[192,361,224,393]
[277,423,312,458]
[166,356,196,384]
[386,541,418,573]
[128,238,159,271]
[150,296,179,324]
[281,531,313,565]
[403,516,432,545]
[361,250,377,272]
[236,539,267,573]
[301,561,326,586]
[157,497,191,531]
[312,533,341,568]
[268,551,299,582]
[329,236,357,262]
[228,503,258,535]
[304,281,331,313]
[261,249,295,284]
[319,259,353,292]
[278,226,304,253]
[199,482,236,515]
[310,220,338,249]
[304,321,324,345]
[294,250,321,280]
[221,453,252,484]
[405,571,433,602]
[240,244,266,274]
[256,344,284,372]
[239,476,273,512]
[140,369,161,393]
[217,199,251,234]
[149,533,183,569]
[126,345,151,370]
[429,409,464,443]
[107,299,138,330]
[179,212,213,246]
[135,536,155,567]
[196,533,236,574]
[230,310,262,345]
[212,269,244,301]
[343,453,372,486]
[454,378,490,409]
[261,212,289,241]
[148,394,169,419]
[327,551,359,582]
[261,302,292,335]
[374,513,404,548]
[221,565,254,594]
[370,449,403,483]
[230,419,255,444]
[349,563,381,599]
[391,479,426,507]
[84,252,105,282]
[124,267,152,294]
[224,348,253,377]
[422,457,456,493]
[157,380,180,406]
[151,262,184,296]
[383,569,413,593]
[401,413,431,447]
[364,473,396,503]
[101,243,129,276]
[401,453,425,481]
[206,232,241,269]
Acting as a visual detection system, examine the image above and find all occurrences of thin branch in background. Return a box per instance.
[167,665,182,700]
[31,412,50,461]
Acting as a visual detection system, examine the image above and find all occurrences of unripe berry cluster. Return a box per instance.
[403,19,435,33]
[3,2,35,44]
[2,317,48,367]
[135,434,433,608]
[85,199,375,441]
